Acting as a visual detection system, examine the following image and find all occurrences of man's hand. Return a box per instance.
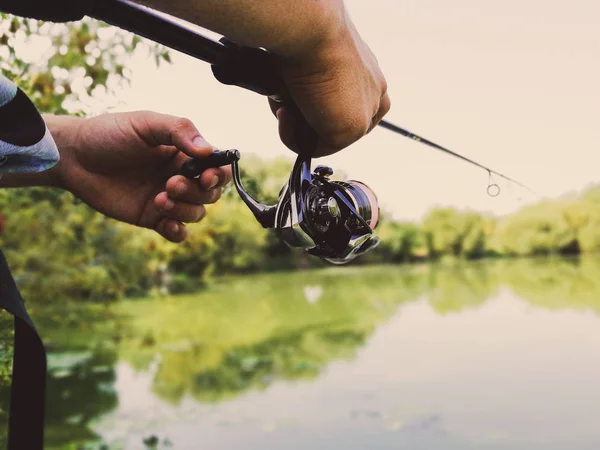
[136,0,390,157]
[271,18,390,157]
[45,112,231,242]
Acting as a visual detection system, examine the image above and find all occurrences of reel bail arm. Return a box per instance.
[180,149,277,229]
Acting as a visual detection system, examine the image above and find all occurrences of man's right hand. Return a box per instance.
[270,18,391,158]
[136,0,390,158]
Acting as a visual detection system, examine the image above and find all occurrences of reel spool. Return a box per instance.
[181,150,381,264]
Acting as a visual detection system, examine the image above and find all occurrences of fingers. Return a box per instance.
[125,111,235,243]
[165,171,230,205]
[368,92,392,134]
[155,217,188,243]
[151,165,232,242]
[194,166,233,191]
[272,92,391,158]
[268,98,284,118]
[276,107,319,156]
[276,107,299,153]
[154,190,207,223]
[129,111,215,159]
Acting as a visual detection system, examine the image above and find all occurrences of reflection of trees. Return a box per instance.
[116,257,600,408]
[0,375,9,449]
[43,349,119,449]
[28,303,121,447]
[427,262,501,314]
[501,256,600,313]
[116,267,429,406]
[15,256,600,449]
[153,325,367,404]
[0,312,12,447]
[426,256,600,315]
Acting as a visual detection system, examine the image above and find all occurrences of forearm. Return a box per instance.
[134,0,348,60]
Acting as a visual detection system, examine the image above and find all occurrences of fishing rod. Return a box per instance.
[87,0,536,192]
[86,0,536,264]
[377,121,537,196]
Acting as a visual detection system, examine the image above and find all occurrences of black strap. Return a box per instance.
[0,250,46,449]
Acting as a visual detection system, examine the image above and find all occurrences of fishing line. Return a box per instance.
[378,119,538,197]
[487,172,500,197]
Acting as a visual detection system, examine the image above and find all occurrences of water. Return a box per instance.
[5,257,600,449]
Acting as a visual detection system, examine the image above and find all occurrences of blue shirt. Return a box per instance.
[0,73,60,175]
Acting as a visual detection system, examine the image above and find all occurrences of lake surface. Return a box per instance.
[4,257,600,449]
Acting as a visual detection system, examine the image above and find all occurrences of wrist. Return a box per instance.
[41,114,85,190]
[271,1,350,62]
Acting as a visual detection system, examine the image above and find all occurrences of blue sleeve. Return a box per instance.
[0,73,60,174]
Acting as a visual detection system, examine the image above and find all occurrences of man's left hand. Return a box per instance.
[45,111,232,242]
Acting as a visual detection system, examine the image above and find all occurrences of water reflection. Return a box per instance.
[44,350,118,447]
[25,257,600,448]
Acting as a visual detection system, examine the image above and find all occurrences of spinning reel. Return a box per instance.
[181,150,380,264]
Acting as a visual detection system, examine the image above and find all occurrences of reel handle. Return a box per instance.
[180,149,240,179]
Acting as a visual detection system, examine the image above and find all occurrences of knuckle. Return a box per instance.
[172,117,194,135]
[201,189,221,205]
[329,116,370,149]
[379,75,388,96]
[383,96,391,114]
[195,205,207,222]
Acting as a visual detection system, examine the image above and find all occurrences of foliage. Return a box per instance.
[371,220,427,263]
[0,312,11,448]
[4,152,600,306]
[422,207,492,259]
[0,13,168,115]
[0,11,172,306]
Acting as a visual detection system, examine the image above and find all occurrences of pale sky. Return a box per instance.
[110,0,600,222]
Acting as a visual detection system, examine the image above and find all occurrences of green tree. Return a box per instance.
[421,207,490,259]
[1,14,169,115]
[0,13,174,304]
[572,190,600,252]
[493,200,579,256]
[460,211,489,258]
[375,220,427,262]
[422,207,463,257]
[0,17,172,446]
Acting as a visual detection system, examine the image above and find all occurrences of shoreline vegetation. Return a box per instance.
[2,12,599,308]
[2,160,600,305]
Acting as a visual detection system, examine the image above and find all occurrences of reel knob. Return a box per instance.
[314,165,333,178]
[180,149,240,178]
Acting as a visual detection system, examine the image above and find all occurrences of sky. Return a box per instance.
[109,0,600,222]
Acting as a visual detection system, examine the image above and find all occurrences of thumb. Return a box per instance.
[128,111,214,159]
